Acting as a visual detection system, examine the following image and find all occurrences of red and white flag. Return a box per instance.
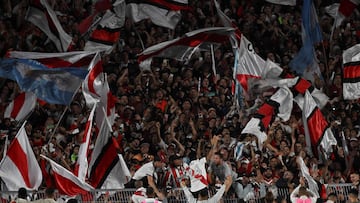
[88,118,130,189]
[84,0,125,53]
[236,35,266,92]
[295,91,337,155]
[342,43,360,100]
[73,105,96,182]
[339,0,360,18]
[0,122,42,191]
[265,0,296,6]
[95,75,116,131]
[187,157,208,192]
[4,92,37,121]
[126,0,189,29]
[7,50,96,68]
[25,0,73,52]
[82,53,105,107]
[40,155,94,196]
[138,27,235,63]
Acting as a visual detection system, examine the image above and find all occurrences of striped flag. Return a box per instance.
[41,155,94,196]
[126,0,189,29]
[4,92,37,121]
[73,105,96,182]
[342,43,360,100]
[25,0,72,52]
[0,122,42,191]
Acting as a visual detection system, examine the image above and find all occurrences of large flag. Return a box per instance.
[236,35,266,91]
[295,91,337,155]
[25,0,72,52]
[0,122,42,191]
[4,92,37,121]
[0,58,88,105]
[342,43,360,100]
[88,117,130,189]
[138,27,235,63]
[338,0,360,19]
[126,0,189,29]
[187,157,208,192]
[84,0,126,53]
[265,0,296,5]
[82,53,105,107]
[241,87,293,147]
[289,0,322,80]
[7,51,96,68]
[73,105,96,182]
[41,155,94,196]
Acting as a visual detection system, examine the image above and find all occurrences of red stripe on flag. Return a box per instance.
[90,29,120,44]
[7,139,31,188]
[146,0,190,10]
[10,93,26,119]
[307,108,328,145]
[344,65,360,79]
[339,0,359,17]
[88,61,103,95]
[293,78,312,94]
[53,171,91,195]
[236,74,261,92]
[37,57,93,68]
[257,103,275,128]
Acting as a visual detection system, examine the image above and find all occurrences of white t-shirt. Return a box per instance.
[183,185,226,203]
[132,187,147,203]
[133,162,157,181]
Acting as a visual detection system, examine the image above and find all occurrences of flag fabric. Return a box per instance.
[338,0,360,18]
[0,122,42,191]
[0,58,88,105]
[295,91,337,155]
[73,105,96,182]
[7,51,96,68]
[82,53,105,107]
[95,75,116,131]
[84,0,126,53]
[4,92,37,121]
[234,142,247,161]
[186,157,208,192]
[88,117,129,189]
[41,155,94,196]
[289,0,322,79]
[297,156,319,198]
[342,43,360,100]
[236,35,266,92]
[25,0,72,52]
[138,27,235,63]
[126,0,189,29]
[265,0,296,6]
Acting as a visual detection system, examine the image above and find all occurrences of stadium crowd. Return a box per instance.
[0,0,360,202]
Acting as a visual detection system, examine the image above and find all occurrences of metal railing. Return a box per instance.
[0,184,353,202]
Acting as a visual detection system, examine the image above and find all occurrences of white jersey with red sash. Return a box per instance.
[162,164,188,188]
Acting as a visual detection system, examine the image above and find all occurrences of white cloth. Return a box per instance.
[133,162,157,182]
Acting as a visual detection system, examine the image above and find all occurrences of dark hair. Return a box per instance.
[45,188,55,197]
[198,188,208,197]
[67,199,78,203]
[18,187,27,199]
[146,187,155,196]
[214,152,223,159]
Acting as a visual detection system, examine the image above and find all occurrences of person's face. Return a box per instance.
[350,173,360,183]
[212,154,222,165]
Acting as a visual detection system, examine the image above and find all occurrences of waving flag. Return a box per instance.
[88,117,130,189]
[342,43,360,100]
[95,75,116,130]
[265,0,296,5]
[0,58,88,105]
[289,0,322,80]
[297,156,319,198]
[82,53,105,107]
[25,0,72,52]
[187,157,208,192]
[7,51,96,68]
[73,105,96,182]
[126,0,189,29]
[4,92,37,121]
[41,155,94,196]
[84,0,125,53]
[138,27,235,62]
[338,0,360,19]
[0,122,42,191]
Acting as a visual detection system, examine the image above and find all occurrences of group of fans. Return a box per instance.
[1,0,360,202]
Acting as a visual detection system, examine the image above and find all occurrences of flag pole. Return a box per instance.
[47,106,68,145]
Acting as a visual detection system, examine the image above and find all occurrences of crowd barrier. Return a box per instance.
[0,183,353,203]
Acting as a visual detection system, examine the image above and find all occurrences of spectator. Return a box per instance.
[13,187,29,203]
[141,187,161,203]
[132,180,147,203]
[348,189,360,203]
[290,177,317,203]
[32,188,56,203]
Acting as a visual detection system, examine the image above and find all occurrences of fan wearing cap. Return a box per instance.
[162,153,187,188]
[290,177,317,203]
[130,156,166,200]
[180,176,232,203]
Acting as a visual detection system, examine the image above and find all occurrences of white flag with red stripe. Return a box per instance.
[95,75,116,131]
[186,157,208,192]
[342,43,360,100]
[138,27,235,63]
[40,155,94,196]
[7,51,96,68]
[126,0,189,29]
[73,105,96,182]
[82,52,105,107]
[4,92,37,121]
[236,35,266,92]
[25,0,73,52]
[0,122,42,191]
